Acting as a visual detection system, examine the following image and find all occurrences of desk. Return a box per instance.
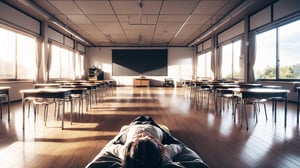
[238,83,263,88]
[60,86,88,119]
[133,78,150,87]
[34,83,61,88]
[214,84,239,113]
[0,87,10,121]
[232,88,289,129]
[72,83,98,108]
[20,88,71,130]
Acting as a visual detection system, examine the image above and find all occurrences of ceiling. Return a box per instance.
[5,0,275,47]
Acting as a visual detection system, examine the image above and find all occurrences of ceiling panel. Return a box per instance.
[66,15,92,24]
[193,0,227,14]
[111,0,162,14]
[95,23,122,34]
[75,1,114,14]
[49,0,83,15]
[160,0,199,14]
[87,15,118,22]
[4,0,274,47]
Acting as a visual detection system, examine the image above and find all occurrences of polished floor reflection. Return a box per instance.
[0,87,299,168]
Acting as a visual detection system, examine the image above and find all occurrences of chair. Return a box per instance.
[263,85,282,122]
[32,98,51,126]
[164,78,174,87]
[246,98,268,122]
[194,82,212,108]
[183,80,193,98]
[70,90,87,119]
[29,84,60,125]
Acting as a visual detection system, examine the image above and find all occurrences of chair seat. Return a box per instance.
[246,98,268,104]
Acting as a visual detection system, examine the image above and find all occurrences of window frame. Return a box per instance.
[255,18,300,81]
[49,42,85,80]
[197,49,213,80]
[220,37,243,81]
[0,24,37,81]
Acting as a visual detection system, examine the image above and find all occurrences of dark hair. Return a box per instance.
[123,138,163,168]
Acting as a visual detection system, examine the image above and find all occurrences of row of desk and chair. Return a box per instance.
[182,80,300,129]
[0,80,116,131]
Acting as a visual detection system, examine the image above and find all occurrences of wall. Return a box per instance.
[0,81,34,102]
[86,47,194,87]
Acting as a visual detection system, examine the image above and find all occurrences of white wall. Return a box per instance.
[86,47,194,87]
[0,81,34,101]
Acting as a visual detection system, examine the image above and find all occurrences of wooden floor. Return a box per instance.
[0,87,300,168]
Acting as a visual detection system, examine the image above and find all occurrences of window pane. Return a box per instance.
[49,45,61,78]
[254,29,276,79]
[50,45,75,80]
[232,40,241,79]
[60,49,70,79]
[197,53,206,78]
[17,34,37,79]
[197,51,213,80]
[0,28,16,79]
[75,53,84,78]
[205,51,213,79]
[221,43,233,78]
[80,55,84,76]
[278,20,300,79]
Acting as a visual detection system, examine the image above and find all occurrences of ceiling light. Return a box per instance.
[52,20,88,44]
[174,14,192,38]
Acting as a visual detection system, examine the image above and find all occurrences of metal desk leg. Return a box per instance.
[22,96,25,130]
[297,93,299,123]
[62,99,65,130]
[284,94,288,128]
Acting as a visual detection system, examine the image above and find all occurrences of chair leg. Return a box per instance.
[44,104,49,126]
[28,101,31,118]
[263,103,268,121]
[33,104,37,122]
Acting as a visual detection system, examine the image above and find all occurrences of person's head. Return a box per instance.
[123,135,163,168]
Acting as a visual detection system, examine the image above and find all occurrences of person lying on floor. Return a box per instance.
[86,115,208,168]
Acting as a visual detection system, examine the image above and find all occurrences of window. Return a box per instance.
[0,26,36,80]
[254,19,300,80]
[49,44,84,80]
[221,39,242,80]
[17,34,37,79]
[197,51,213,80]
[278,20,300,79]
[75,53,84,78]
[254,29,276,79]
[49,45,75,79]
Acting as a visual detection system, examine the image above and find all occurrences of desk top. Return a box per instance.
[134,78,150,80]
[231,88,289,99]
[20,88,71,93]
[34,83,61,88]
[231,88,289,93]
[0,86,10,90]
[20,88,72,99]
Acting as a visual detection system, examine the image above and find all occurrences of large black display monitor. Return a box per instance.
[112,49,168,76]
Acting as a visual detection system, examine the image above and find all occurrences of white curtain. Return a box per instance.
[35,37,43,83]
[215,46,222,80]
[248,32,256,82]
[73,50,77,80]
[46,41,52,82]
